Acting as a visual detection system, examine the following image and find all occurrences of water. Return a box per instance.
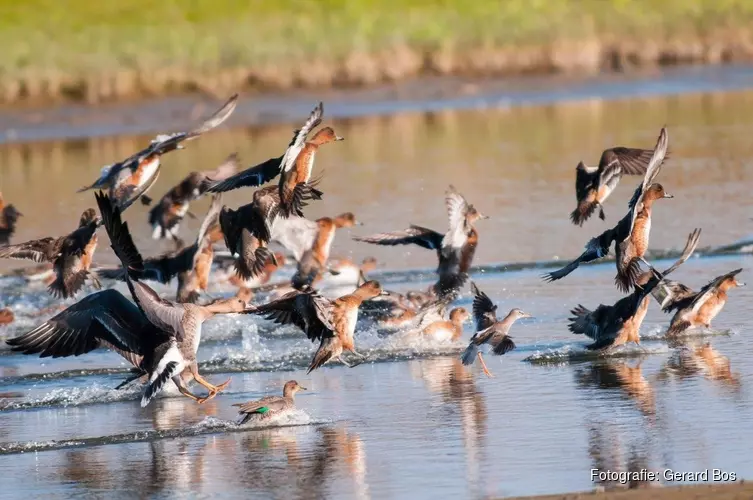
[2,69,753,498]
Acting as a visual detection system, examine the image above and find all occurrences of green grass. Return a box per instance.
[1,0,752,101]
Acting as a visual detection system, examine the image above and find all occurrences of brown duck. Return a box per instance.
[0,208,101,298]
[234,380,306,424]
[568,229,699,350]
[7,192,246,406]
[147,153,239,241]
[571,146,656,225]
[354,185,488,298]
[0,192,22,246]
[78,94,237,210]
[244,280,387,373]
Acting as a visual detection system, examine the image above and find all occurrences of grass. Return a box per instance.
[1,0,753,102]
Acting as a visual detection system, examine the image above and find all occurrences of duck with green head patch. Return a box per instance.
[234,380,306,424]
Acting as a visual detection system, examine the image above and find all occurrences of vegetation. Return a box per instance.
[2,0,753,102]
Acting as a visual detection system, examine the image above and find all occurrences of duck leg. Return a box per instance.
[338,355,356,368]
[190,363,231,403]
[477,352,495,378]
[173,376,206,403]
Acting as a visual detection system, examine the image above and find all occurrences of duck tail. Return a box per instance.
[141,361,179,407]
[219,206,239,253]
[615,257,642,293]
[237,413,253,426]
[115,367,147,390]
[667,319,691,337]
[308,339,336,373]
[570,201,597,226]
[461,343,479,366]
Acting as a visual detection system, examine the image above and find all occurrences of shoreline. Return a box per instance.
[511,481,753,500]
[3,64,753,145]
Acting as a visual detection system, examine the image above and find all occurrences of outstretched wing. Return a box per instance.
[204,155,283,193]
[541,227,614,282]
[627,128,669,238]
[442,185,470,250]
[574,162,598,201]
[353,225,443,252]
[598,147,654,181]
[245,289,334,342]
[689,268,743,314]
[6,289,152,364]
[0,238,57,263]
[470,281,497,331]
[280,102,323,174]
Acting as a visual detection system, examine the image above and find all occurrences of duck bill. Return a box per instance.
[335,135,345,141]
[663,193,674,198]
[735,280,746,287]
[379,290,390,296]
[520,312,534,319]
[479,213,490,220]
[299,386,308,391]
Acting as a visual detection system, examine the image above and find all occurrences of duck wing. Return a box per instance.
[128,281,187,340]
[205,154,283,193]
[598,147,654,181]
[0,237,59,263]
[270,215,319,262]
[541,227,615,282]
[470,281,498,331]
[233,396,287,414]
[246,289,335,342]
[647,229,701,309]
[626,127,669,239]
[688,268,743,315]
[353,225,443,252]
[441,185,470,250]
[6,289,152,364]
[412,298,451,331]
[280,102,323,175]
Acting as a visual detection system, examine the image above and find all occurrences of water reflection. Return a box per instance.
[659,342,741,389]
[575,359,656,417]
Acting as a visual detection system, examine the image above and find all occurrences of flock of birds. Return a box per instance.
[0,96,744,423]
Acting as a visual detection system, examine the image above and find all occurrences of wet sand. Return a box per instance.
[517,481,753,499]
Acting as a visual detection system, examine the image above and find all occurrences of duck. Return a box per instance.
[0,208,101,298]
[244,280,387,373]
[97,195,222,287]
[0,307,14,325]
[327,256,378,283]
[226,252,287,288]
[570,146,656,225]
[291,212,361,290]
[354,185,488,299]
[175,197,224,304]
[233,380,306,424]
[659,268,744,336]
[542,127,671,291]
[420,307,470,343]
[0,192,22,245]
[146,153,239,241]
[7,192,246,406]
[461,282,532,377]
[77,94,237,210]
[568,229,699,350]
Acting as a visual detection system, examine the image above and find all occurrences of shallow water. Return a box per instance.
[2,72,753,498]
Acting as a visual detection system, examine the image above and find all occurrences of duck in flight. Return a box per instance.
[0,208,101,298]
[354,185,488,299]
[460,282,532,378]
[0,192,22,246]
[542,127,672,292]
[78,94,238,210]
[205,102,343,218]
[7,192,245,406]
[146,153,239,242]
[244,280,387,373]
[571,146,657,226]
[568,229,699,351]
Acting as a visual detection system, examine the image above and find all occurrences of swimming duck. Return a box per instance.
[461,282,532,377]
[658,268,744,336]
[354,185,488,298]
[420,307,470,343]
[7,193,245,406]
[233,380,306,424]
[0,192,22,246]
[291,212,361,290]
[0,307,13,325]
[567,229,699,350]
[0,208,101,298]
[147,153,239,241]
[571,146,656,225]
[542,127,670,291]
[97,195,222,287]
[245,280,387,373]
[78,94,237,210]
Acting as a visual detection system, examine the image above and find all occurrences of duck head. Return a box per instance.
[283,380,307,397]
[644,183,673,202]
[355,280,388,299]
[310,127,344,145]
[449,307,471,325]
[333,212,361,228]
